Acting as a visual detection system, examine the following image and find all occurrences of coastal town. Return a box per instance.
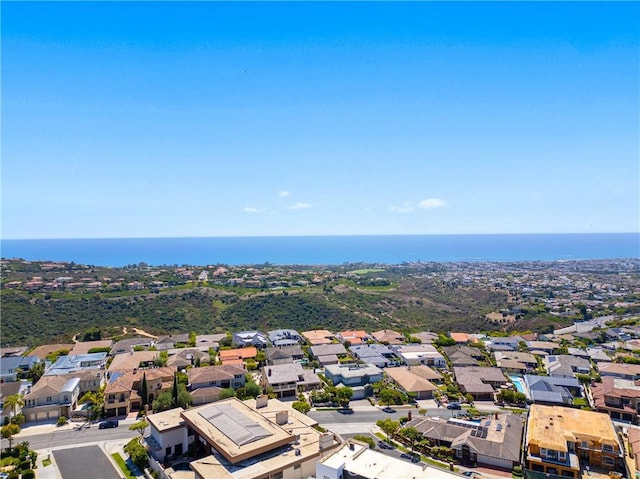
[1,257,640,479]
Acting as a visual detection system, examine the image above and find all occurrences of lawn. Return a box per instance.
[111,453,136,479]
[42,458,52,467]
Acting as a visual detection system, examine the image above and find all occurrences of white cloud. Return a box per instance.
[418,198,447,209]
[289,202,311,210]
[278,191,291,197]
[390,203,415,214]
[243,206,259,213]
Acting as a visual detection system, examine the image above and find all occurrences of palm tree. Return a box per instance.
[4,394,24,419]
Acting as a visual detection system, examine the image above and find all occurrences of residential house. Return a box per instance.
[69,340,113,355]
[183,397,341,479]
[411,331,438,344]
[301,329,335,345]
[0,356,40,383]
[545,355,591,378]
[450,332,472,344]
[28,343,75,361]
[145,407,190,463]
[0,347,28,358]
[44,352,108,376]
[524,405,625,478]
[406,414,524,469]
[232,331,268,349]
[110,337,155,356]
[0,380,31,422]
[628,427,640,476]
[309,344,348,366]
[265,346,304,366]
[108,351,159,372]
[443,345,486,361]
[337,330,370,345]
[494,351,538,373]
[166,349,210,370]
[406,365,443,383]
[22,375,80,422]
[195,333,228,350]
[188,365,246,390]
[453,367,508,401]
[392,344,446,367]
[524,374,582,405]
[597,362,640,381]
[371,329,405,345]
[267,329,303,347]
[155,334,190,350]
[316,440,461,479]
[592,376,640,424]
[324,363,383,388]
[217,347,256,366]
[104,367,175,417]
[66,369,106,395]
[261,363,321,398]
[349,344,397,368]
[526,341,562,355]
[384,367,437,399]
[486,336,524,351]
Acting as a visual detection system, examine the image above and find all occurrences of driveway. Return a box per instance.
[52,446,120,479]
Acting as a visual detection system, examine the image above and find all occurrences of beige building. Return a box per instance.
[525,405,625,478]
[104,367,174,417]
[182,396,341,479]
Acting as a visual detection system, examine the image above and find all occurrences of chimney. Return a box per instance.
[256,395,268,408]
[349,442,355,451]
[276,410,288,425]
[408,411,412,421]
[268,368,272,377]
[319,432,333,451]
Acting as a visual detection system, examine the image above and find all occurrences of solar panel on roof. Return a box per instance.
[199,403,273,447]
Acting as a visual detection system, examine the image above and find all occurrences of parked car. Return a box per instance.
[338,407,354,414]
[98,419,119,429]
[447,402,462,410]
[382,406,396,413]
[377,441,393,450]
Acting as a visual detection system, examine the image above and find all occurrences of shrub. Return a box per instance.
[353,435,375,449]
[57,416,68,426]
[22,469,35,479]
[19,459,31,470]
[399,416,409,425]
[7,471,19,479]
[124,438,149,470]
[292,401,311,415]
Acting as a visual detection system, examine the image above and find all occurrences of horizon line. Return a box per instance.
[2,232,639,241]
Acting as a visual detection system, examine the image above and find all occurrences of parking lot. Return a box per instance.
[52,446,120,479]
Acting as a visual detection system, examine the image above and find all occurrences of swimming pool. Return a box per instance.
[509,375,527,395]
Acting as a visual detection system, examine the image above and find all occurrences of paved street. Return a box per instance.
[12,422,137,451]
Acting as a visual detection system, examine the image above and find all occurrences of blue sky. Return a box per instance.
[2,1,639,239]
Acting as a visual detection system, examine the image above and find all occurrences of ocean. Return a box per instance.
[1,233,638,267]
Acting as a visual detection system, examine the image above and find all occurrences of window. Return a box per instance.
[602,444,614,453]
[46,396,52,403]
[294,464,301,470]
[580,441,588,449]
[602,456,615,466]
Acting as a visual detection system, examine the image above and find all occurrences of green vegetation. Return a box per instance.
[353,435,376,449]
[111,452,137,479]
[123,437,149,470]
[42,457,52,467]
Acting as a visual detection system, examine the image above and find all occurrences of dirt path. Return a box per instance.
[121,326,158,339]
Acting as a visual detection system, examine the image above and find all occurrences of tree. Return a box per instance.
[152,391,173,412]
[218,388,235,400]
[219,335,233,348]
[1,423,20,451]
[336,386,353,409]
[379,388,404,407]
[177,385,193,409]
[79,391,103,422]
[292,401,311,414]
[245,381,261,398]
[129,419,149,437]
[172,374,179,407]
[398,426,422,453]
[376,418,400,442]
[140,373,148,407]
[3,395,23,419]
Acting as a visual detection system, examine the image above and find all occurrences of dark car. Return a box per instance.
[338,407,354,414]
[377,441,393,450]
[400,453,411,459]
[382,406,396,413]
[98,419,119,429]
[447,402,461,410]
